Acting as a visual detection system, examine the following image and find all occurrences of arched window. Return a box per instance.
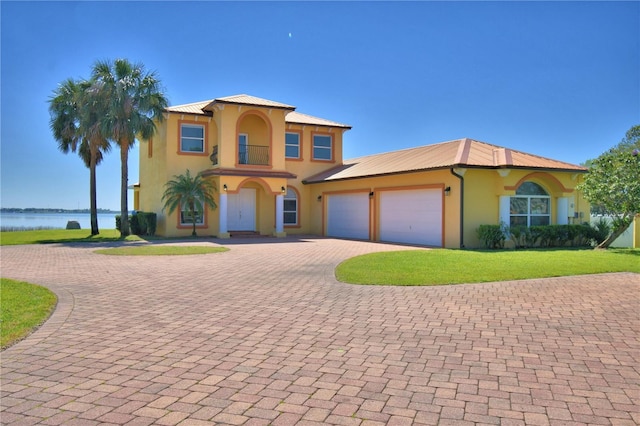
[510,181,550,227]
[283,189,298,226]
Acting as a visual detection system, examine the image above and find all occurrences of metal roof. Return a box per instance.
[285,111,351,129]
[206,94,295,110]
[164,95,350,128]
[304,138,587,183]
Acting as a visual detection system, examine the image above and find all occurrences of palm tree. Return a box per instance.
[162,170,217,237]
[92,59,168,236]
[49,78,111,235]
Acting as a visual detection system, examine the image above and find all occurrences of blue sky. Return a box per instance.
[1,1,638,211]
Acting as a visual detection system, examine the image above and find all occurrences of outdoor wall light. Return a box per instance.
[369,191,374,197]
[317,195,322,201]
[281,186,286,194]
[223,184,228,192]
[444,186,451,196]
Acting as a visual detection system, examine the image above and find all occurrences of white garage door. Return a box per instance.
[380,189,443,246]
[326,193,370,240]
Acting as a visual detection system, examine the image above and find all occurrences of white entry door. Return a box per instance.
[379,188,443,246]
[326,193,370,240]
[227,188,256,231]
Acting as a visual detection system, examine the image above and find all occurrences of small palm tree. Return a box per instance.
[162,170,217,236]
[49,78,111,235]
[92,58,168,236]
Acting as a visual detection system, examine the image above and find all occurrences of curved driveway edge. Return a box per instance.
[1,238,639,425]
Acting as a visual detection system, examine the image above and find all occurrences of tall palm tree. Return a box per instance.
[162,170,217,237]
[92,59,168,236]
[49,78,111,235]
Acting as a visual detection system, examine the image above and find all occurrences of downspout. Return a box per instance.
[450,168,465,248]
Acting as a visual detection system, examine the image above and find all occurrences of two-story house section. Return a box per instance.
[137,93,590,248]
[135,94,352,239]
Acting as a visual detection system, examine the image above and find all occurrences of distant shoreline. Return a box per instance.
[1,208,120,214]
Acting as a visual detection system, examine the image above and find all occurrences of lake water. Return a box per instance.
[0,212,120,230]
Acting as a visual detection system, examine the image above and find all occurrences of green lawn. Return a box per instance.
[0,229,143,246]
[94,246,229,255]
[1,278,57,349]
[336,248,640,285]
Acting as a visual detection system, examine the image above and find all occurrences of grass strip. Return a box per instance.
[0,229,143,246]
[336,248,640,285]
[1,279,57,349]
[94,246,229,256]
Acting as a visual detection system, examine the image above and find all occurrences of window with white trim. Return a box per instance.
[283,189,298,225]
[509,181,550,227]
[238,133,248,164]
[285,132,300,159]
[180,124,205,153]
[313,134,332,160]
[180,198,204,225]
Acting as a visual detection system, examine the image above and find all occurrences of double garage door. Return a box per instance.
[326,188,443,247]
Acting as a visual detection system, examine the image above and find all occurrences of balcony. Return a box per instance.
[239,145,269,166]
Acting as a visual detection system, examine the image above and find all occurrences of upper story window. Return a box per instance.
[283,189,298,226]
[313,134,332,161]
[510,181,550,227]
[180,124,205,153]
[285,132,300,159]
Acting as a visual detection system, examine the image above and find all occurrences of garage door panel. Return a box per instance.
[327,193,369,240]
[380,189,442,246]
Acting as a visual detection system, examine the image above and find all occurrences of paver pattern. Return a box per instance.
[1,237,639,426]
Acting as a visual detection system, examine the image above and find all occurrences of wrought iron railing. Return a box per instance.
[239,144,269,165]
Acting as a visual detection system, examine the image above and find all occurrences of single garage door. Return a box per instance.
[326,193,370,240]
[379,188,442,246]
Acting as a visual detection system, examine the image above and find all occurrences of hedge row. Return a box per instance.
[477,221,610,249]
[115,212,157,236]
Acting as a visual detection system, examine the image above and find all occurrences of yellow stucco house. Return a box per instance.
[135,94,590,248]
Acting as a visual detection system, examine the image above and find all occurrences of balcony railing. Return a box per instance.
[239,145,269,165]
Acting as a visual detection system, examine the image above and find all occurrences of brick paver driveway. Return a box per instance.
[1,237,639,425]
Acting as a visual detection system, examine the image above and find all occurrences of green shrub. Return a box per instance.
[115,213,156,236]
[477,224,505,249]
[498,223,598,249]
[135,212,157,236]
[591,218,611,245]
[130,214,141,235]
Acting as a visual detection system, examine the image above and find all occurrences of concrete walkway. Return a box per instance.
[1,237,639,425]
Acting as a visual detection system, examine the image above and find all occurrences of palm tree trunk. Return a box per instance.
[120,142,130,236]
[191,207,197,237]
[89,144,99,235]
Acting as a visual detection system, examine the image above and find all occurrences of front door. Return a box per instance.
[227,188,256,231]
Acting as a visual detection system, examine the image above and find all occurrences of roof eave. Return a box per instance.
[287,120,352,129]
[303,164,587,185]
[212,100,296,111]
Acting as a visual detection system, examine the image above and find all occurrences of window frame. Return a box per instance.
[285,132,301,159]
[312,133,333,162]
[179,122,206,154]
[283,188,299,227]
[238,133,249,164]
[179,198,205,226]
[509,182,551,227]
